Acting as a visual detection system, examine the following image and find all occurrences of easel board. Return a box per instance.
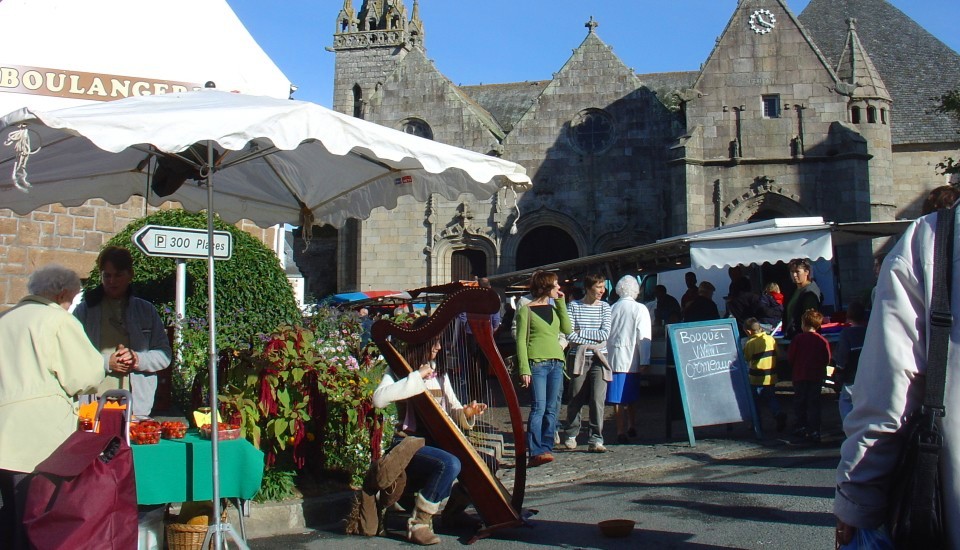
[667,318,761,446]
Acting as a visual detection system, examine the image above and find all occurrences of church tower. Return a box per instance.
[835,18,895,222]
[331,0,424,117]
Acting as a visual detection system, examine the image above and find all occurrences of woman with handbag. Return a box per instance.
[515,270,571,468]
[835,205,958,549]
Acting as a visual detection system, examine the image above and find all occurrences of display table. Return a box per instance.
[131,430,264,505]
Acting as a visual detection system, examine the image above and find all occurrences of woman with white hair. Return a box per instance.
[0,265,104,550]
[606,275,652,444]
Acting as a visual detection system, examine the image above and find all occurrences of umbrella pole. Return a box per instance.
[201,142,251,550]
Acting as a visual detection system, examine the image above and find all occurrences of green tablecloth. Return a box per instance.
[131,430,264,505]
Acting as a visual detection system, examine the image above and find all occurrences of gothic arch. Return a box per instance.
[498,208,586,273]
[433,233,498,284]
[723,187,809,225]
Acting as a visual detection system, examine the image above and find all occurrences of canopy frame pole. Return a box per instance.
[201,141,250,550]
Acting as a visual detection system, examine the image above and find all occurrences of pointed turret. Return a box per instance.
[408,0,424,47]
[836,18,891,103]
[335,0,357,34]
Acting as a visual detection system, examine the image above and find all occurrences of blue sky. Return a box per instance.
[226,0,960,107]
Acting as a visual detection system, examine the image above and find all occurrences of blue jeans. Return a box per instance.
[527,359,564,457]
[400,443,461,503]
[838,385,854,423]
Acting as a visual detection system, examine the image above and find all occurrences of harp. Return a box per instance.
[370,286,530,541]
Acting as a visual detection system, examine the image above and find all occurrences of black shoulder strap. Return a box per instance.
[924,206,955,413]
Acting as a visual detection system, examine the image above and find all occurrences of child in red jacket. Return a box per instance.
[787,309,831,443]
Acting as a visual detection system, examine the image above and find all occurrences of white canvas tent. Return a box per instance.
[488,216,911,295]
[0,0,291,115]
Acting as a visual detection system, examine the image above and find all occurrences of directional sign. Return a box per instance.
[132,225,233,260]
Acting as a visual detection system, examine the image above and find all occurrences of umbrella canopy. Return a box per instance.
[0,90,531,229]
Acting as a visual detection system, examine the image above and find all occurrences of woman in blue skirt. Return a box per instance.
[606,276,652,443]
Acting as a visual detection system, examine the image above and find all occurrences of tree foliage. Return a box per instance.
[936,88,960,175]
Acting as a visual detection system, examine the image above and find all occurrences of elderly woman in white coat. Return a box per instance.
[605,275,652,444]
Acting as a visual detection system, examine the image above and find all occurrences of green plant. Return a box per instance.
[224,306,389,490]
[253,468,297,503]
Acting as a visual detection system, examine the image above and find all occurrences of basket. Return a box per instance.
[165,509,227,550]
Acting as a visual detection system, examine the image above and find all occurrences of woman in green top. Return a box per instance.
[515,270,572,467]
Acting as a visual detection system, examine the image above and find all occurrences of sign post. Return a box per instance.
[667,318,761,446]
[132,225,233,260]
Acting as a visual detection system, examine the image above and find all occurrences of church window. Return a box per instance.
[400,118,433,140]
[569,109,616,155]
[762,95,781,118]
[851,106,861,124]
[867,106,877,124]
[881,108,888,124]
[352,85,363,119]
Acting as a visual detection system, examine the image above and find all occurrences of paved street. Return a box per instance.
[247,385,845,549]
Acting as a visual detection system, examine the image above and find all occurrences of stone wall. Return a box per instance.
[0,198,276,311]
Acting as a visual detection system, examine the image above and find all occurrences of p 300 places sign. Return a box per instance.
[132,225,232,260]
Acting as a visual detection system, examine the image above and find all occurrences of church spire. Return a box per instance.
[335,0,357,34]
[836,18,891,102]
[409,0,425,48]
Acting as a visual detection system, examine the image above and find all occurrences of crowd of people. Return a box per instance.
[2,186,958,547]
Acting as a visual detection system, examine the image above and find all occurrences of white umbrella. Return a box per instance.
[0,89,530,228]
[0,89,531,548]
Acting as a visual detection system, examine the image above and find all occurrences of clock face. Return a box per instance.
[749,9,777,34]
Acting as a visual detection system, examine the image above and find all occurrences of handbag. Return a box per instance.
[885,206,954,549]
[22,390,138,550]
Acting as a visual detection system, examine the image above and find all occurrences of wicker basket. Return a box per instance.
[165,509,227,550]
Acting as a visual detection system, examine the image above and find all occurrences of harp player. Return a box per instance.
[372,317,488,545]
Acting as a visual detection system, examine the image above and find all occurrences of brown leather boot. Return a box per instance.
[407,493,441,545]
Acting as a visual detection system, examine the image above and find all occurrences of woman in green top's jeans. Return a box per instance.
[516,270,572,467]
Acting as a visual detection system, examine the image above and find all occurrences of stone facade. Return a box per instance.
[0,197,276,310]
[316,0,959,302]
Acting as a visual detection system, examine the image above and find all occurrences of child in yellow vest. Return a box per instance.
[743,317,787,432]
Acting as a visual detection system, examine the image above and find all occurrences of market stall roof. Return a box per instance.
[0,0,291,115]
[328,290,413,305]
[487,217,912,288]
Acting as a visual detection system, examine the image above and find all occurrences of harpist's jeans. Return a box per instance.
[527,359,564,457]
[400,443,461,503]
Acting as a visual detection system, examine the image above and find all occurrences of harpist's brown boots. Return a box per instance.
[408,493,441,545]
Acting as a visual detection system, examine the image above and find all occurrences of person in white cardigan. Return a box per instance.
[835,206,959,548]
[605,275,652,444]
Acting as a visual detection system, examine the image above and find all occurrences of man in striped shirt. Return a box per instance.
[559,274,612,453]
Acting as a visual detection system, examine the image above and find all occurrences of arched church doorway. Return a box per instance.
[451,249,487,281]
[515,226,578,270]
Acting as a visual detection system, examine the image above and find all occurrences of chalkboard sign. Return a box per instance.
[667,318,761,446]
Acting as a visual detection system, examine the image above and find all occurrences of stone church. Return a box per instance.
[312,0,960,301]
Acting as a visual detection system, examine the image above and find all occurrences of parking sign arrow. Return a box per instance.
[132,225,233,260]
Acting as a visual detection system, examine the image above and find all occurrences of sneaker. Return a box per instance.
[554,432,561,446]
[588,442,608,453]
[775,413,788,433]
[563,437,578,450]
[528,453,554,467]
